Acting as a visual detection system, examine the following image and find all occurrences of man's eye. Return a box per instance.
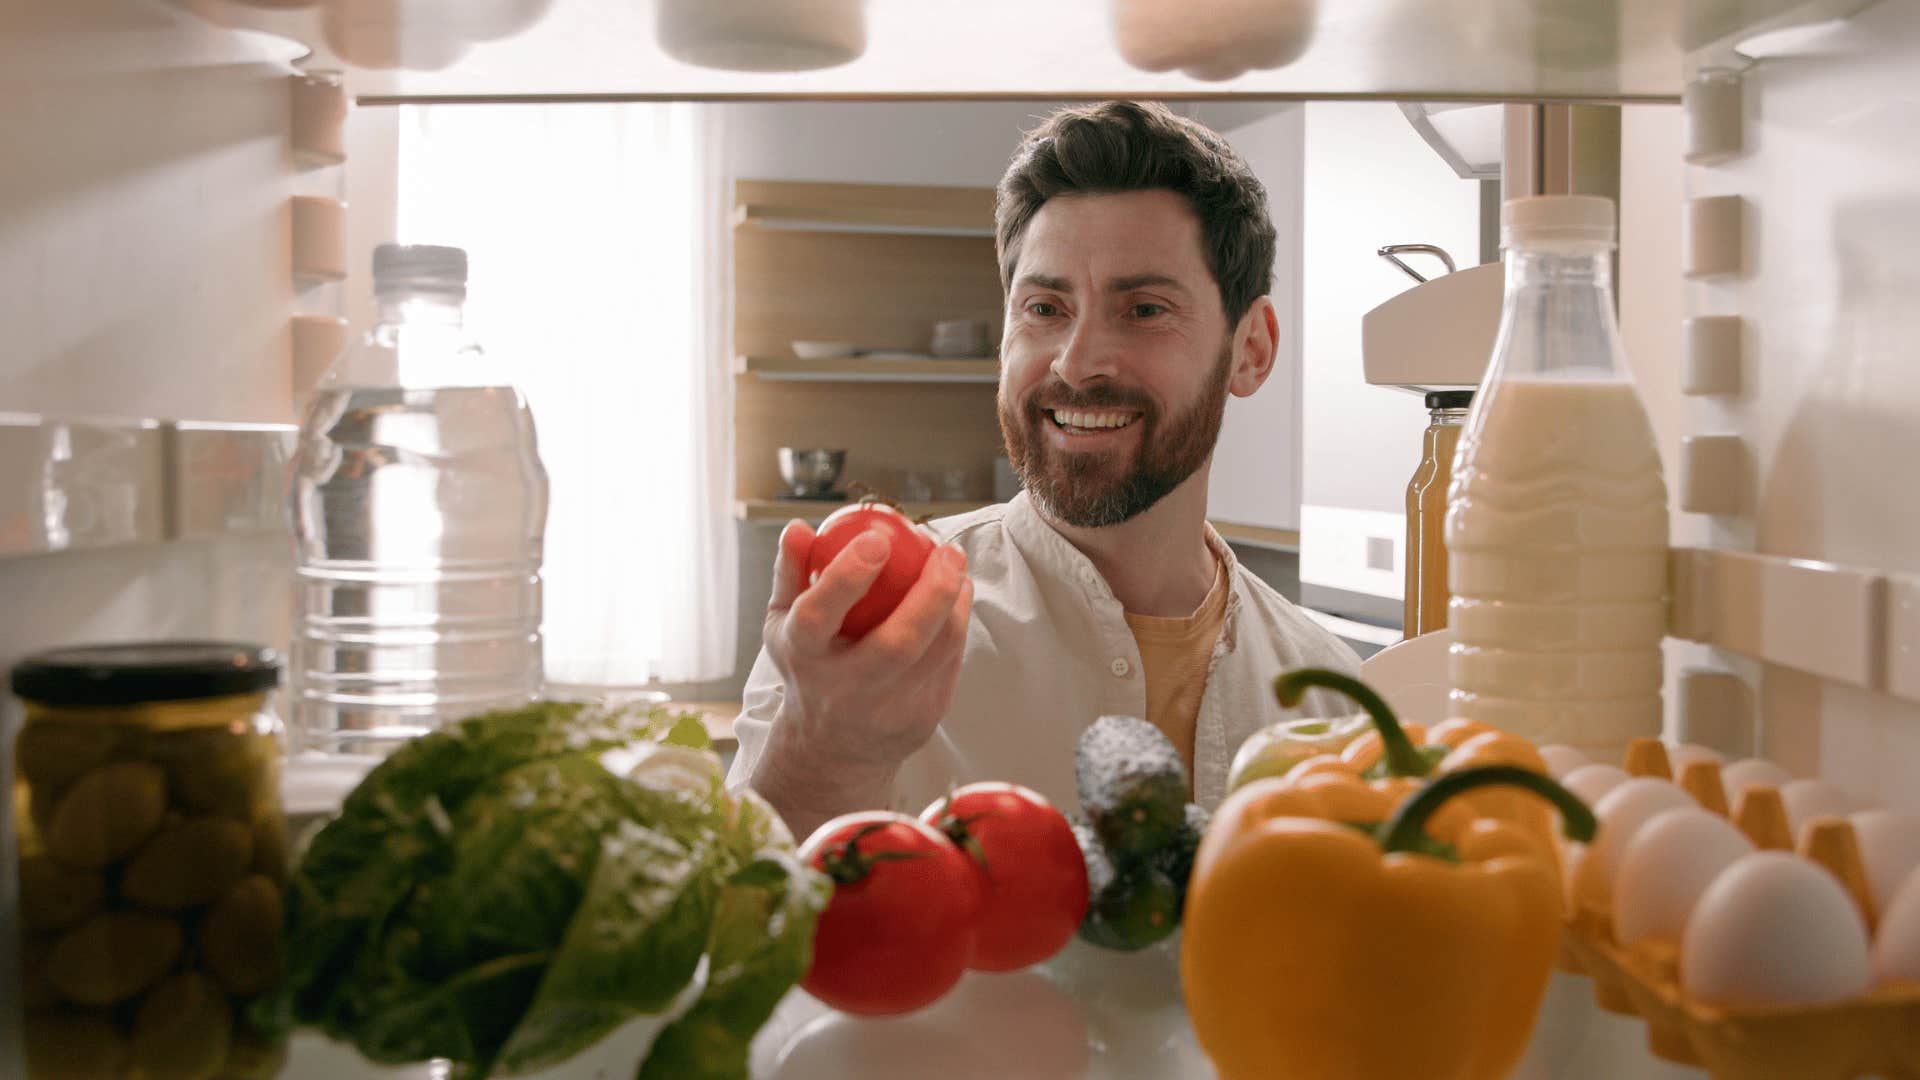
[1132,303,1166,318]
[1028,301,1060,317]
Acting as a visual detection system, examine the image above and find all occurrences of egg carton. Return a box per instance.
[1556,738,1920,1080]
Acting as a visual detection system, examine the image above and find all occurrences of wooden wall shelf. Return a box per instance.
[733,204,994,238]
[732,179,1005,515]
[731,180,996,238]
[738,355,999,383]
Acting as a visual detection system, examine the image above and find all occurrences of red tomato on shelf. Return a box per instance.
[799,811,984,1016]
[805,503,936,640]
[922,782,1090,972]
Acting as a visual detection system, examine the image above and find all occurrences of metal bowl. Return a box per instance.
[778,448,847,496]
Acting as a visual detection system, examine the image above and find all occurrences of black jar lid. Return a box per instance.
[1425,389,1475,410]
[11,642,281,706]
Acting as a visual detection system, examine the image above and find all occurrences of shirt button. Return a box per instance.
[1110,657,1131,677]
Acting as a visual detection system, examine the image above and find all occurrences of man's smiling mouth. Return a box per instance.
[1046,408,1140,432]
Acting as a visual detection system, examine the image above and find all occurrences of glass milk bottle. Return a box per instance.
[1445,196,1668,764]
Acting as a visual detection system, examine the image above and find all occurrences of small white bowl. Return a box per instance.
[791,340,859,360]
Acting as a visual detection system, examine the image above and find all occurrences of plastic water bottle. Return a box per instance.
[291,244,548,754]
[1445,196,1669,765]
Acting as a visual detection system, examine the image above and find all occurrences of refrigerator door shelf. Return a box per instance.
[0,413,295,560]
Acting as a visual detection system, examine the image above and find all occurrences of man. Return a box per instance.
[729,101,1360,840]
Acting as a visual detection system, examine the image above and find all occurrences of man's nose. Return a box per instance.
[1050,316,1120,387]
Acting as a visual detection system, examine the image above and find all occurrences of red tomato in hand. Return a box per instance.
[805,503,936,640]
[799,811,983,1015]
[922,782,1090,972]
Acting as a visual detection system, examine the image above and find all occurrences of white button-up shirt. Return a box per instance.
[727,492,1363,816]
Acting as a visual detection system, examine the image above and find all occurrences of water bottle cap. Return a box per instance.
[1501,195,1615,250]
[373,244,468,297]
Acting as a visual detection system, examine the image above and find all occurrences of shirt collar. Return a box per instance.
[1004,491,1247,653]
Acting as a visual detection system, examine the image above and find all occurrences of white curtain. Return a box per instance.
[398,103,736,686]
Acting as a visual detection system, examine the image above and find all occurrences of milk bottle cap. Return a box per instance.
[1501,195,1615,250]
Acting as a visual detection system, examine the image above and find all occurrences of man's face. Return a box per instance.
[998,189,1243,528]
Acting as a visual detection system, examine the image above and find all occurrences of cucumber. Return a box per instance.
[1071,819,1179,952]
[1147,802,1208,920]
[1074,715,1187,862]
[1080,863,1180,952]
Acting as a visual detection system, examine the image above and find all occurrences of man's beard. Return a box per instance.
[998,343,1233,528]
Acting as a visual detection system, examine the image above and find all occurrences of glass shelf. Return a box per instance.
[156,0,1886,104]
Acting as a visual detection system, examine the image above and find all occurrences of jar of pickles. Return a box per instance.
[12,642,290,1080]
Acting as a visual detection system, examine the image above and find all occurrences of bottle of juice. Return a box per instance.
[1404,389,1472,639]
[1445,196,1668,764]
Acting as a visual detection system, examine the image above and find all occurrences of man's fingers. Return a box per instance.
[767,520,818,613]
[853,545,967,669]
[900,574,974,683]
[784,528,894,652]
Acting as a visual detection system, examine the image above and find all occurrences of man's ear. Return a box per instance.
[1228,295,1279,397]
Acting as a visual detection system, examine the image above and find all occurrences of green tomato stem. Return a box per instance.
[1375,764,1597,856]
[1272,668,1431,778]
[821,822,925,886]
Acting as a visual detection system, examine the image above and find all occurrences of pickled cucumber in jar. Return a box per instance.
[130,972,234,1080]
[200,875,286,997]
[22,1009,130,1080]
[44,912,183,1006]
[44,761,167,869]
[11,642,288,1080]
[121,818,254,911]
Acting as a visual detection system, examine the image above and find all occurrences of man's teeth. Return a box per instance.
[1050,410,1136,430]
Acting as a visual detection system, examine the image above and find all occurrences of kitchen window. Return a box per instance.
[397,103,737,686]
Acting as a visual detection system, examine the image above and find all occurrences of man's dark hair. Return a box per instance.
[994,100,1277,325]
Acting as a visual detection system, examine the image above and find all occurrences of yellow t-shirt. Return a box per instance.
[1122,556,1229,781]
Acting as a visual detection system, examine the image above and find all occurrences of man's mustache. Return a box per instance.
[1024,381,1153,414]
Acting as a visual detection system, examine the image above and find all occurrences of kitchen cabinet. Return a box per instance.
[731,179,1003,520]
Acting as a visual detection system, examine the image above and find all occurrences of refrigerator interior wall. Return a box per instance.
[1684,0,1920,812]
[0,5,298,1067]
[1298,101,1483,622]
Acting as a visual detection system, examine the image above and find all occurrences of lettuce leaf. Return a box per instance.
[635,849,831,1080]
[495,819,720,1073]
[277,699,827,1080]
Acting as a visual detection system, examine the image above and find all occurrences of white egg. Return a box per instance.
[1561,763,1631,807]
[1682,851,1872,1007]
[1614,808,1755,947]
[1666,742,1726,776]
[1719,758,1793,800]
[1573,778,1696,912]
[1780,779,1858,842]
[1873,867,1920,986]
[1538,744,1591,780]
[1851,811,1920,917]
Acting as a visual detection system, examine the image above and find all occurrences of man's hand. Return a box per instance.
[749,518,974,841]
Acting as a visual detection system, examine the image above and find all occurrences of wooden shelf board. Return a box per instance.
[738,355,999,383]
[734,204,994,238]
[737,498,993,523]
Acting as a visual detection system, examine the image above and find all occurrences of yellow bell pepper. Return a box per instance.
[1183,765,1596,1080]
[1274,669,1560,861]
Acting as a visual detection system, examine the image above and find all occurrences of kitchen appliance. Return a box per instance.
[777,447,848,498]
[930,318,990,358]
